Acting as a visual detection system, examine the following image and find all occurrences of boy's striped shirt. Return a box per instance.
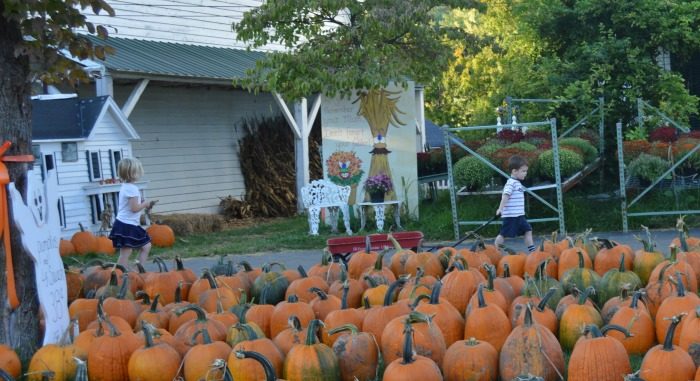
[502,178,525,217]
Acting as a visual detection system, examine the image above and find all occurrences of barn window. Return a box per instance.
[61,142,78,162]
[86,150,103,181]
[109,149,122,178]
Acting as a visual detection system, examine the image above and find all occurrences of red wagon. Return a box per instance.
[326,231,424,263]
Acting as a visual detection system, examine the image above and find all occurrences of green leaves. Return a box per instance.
[233,0,472,100]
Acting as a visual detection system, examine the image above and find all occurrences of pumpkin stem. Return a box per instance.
[235,351,277,381]
[536,287,557,312]
[340,281,350,310]
[429,281,442,304]
[116,273,130,299]
[149,294,161,313]
[671,272,687,297]
[503,263,511,278]
[365,235,372,254]
[174,281,183,304]
[175,256,188,272]
[321,248,331,266]
[485,265,496,291]
[203,269,218,289]
[411,294,430,308]
[669,245,678,262]
[400,321,415,364]
[135,262,148,274]
[662,314,686,351]
[599,324,632,338]
[328,323,359,336]
[288,315,302,331]
[576,250,586,269]
[286,294,299,303]
[363,296,371,309]
[141,321,157,348]
[297,265,308,278]
[383,278,406,306]
[535,259,549,280]
[238,261,254,272]
[629,290,643,309]
[175,304,208,322]
[578,286,595,305]
[191,328,213,345]
[135,290,151,305]
[304,319,322,346]
[373,252,385,271]
[523,303,535,327]
[476,283,487,308]
[339,263,348,282]
[388,233,403,251]
[226,261,237,276]
[309,287,328,300]
[154,257,169,272]
[617,253,626,272]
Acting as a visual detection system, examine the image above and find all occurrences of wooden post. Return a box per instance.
[294,98,310,212]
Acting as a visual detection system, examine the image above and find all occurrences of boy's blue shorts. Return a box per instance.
[499,215,532,238]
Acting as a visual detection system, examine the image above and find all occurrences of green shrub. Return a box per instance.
[476,142,503,160]
[560,137,598,164]
[538,149,584,180]
[506,142,538,152]
[453,156,494,190]
[627,153,671,182]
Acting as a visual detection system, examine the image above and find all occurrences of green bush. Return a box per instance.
[506,142,538,152]
[476,142,503,160]
[627,153,671,182]
[560,137,598,164]
[538,149,584,180]
[453,156,494,190]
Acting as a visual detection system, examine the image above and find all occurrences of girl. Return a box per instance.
[109,157,158,267]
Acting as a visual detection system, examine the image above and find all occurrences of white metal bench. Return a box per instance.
[301,179,353,236]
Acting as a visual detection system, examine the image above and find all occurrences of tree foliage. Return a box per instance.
[233,0,480,100]
[426,0,700,131]
[0,0,114,363]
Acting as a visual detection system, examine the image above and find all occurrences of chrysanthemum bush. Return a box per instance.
[364,172,393,193]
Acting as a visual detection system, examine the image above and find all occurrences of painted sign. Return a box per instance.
[9,168,68,344]
[321,82,419,217]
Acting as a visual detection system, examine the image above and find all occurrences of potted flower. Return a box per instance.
[364,172,393,203]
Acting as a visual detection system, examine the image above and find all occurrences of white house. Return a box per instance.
[31,94,142,237]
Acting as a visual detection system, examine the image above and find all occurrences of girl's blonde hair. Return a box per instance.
[117,157,144,183]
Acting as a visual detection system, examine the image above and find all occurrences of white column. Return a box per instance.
[415,85,426,151]
[95,72,113,97]
[294,98,310,212]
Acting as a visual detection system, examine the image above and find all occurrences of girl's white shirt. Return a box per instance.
[116,182,142,225]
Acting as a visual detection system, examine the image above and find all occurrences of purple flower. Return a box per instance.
[364,172,393,193]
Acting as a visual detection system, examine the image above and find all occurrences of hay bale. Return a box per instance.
[151,213,224,236]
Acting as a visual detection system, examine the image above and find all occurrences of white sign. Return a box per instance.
[321,82,419,217]
[9,168,68,344]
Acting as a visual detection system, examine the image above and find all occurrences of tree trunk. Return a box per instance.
[0,2,41,364]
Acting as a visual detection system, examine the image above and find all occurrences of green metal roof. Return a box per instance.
[85,35,266,80]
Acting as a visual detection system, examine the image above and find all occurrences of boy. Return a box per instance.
[495,155,535,253]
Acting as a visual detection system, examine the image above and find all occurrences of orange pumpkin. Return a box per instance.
[640,314,696,381]
[0,344,21,380]
[59,239,76,257]
[328,324,379,381]
[382,322,443,381]
[146,222,175,248]
[443,337,498,381]
[71,223,97,255]
[567,325,632,381]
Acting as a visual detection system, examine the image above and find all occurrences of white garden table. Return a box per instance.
[355,199,403,232]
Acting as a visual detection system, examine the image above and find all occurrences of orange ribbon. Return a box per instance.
[0,141,36,309]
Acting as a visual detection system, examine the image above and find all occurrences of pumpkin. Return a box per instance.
[244,291,275,338]
[321,281,365,347]
[593,238,633,276]
[360,252,397,287]
[523,243,557,279]
[347,237,379,279]
[649,246,698,293]
[308,249,342,285]
[182,328,232,381]
[269,294,315,338]
[71,223,98,255]
[679,306,700,367]
[464,284,511,352]
[413,281,465,347]
[499,305,565,381]
[644,266,678,319]
[521,259,564,311]
[86,317,141,381]
[251,264,291,305]
[436,258,484,316]
[328,324,379,381]
[567,325,632,381]
[560,250,601,294]
[284,265,326,303]
[513,287,559,335]
[328,264,366,308]
[633,225,666,284]
[654,273,700,345]
[600,284,639,323]
[0,345,20,380]
[144,259,183,305]
[232,350,281,381]
[608,291,656,355]
[135,294,169,330]
[404,249,444,279]
[443,337,498,381]
[382,321,443,381]
[396,267,435,302]
[196,270,240,313]
[59,239,76,257]
[95,234,115,255]
[102,274,141,327]
[497,246,527,277]
[283,319,341,380]
[559,286,603,351]
[598,254,642,305]
[64,266,84,304]
[273,316,307,356]
[381,311,446,368]
[640,314,697,381]
[500,263,525,295]
[230,328,285,381]
[127,323,181,381]
[146,222,175,248]
[388,233,416,276]
[226,307,266,347]
[28,320,87,380]
[173,305,227,352]
[558,244,592,280]
[361,278,411,347]
[309,287,341,320]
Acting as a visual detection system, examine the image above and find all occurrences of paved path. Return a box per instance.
[161,227,700,275]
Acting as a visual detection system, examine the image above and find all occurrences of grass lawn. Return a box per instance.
[71,176,699,262]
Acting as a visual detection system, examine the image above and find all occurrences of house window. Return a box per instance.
[61,142,78,162]
[86,150,103,181]
[31,145,42,167]
[109,149,122,178]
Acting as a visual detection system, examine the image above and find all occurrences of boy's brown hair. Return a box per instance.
[508,155,528,171]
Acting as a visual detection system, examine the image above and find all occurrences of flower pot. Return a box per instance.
[369,191,385,203]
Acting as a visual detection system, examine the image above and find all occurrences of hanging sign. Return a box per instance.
[9,166,68,344]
